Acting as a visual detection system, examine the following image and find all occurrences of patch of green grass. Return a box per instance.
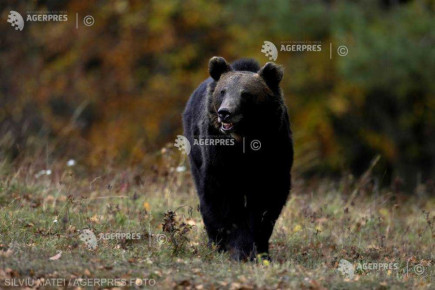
[0,160,433,289]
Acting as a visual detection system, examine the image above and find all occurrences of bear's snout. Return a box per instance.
[217,108,237,132]
[217,108,231,122]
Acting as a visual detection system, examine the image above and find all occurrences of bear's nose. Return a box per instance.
[217,108,231,122]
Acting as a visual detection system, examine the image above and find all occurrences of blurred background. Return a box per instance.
[0,0,434,192]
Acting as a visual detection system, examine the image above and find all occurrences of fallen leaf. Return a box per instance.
[293,224,302,233]
[89,215,101,223]
[185,218,197,226]
[49,251,62,260]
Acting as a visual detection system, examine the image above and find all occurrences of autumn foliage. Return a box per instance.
[0,0,433,189]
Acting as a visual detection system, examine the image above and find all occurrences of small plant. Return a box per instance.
[162,210,193,256]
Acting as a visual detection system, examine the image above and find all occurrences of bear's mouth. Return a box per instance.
[221,122,234,132]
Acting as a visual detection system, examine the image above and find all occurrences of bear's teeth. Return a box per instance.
[222,123,233,130]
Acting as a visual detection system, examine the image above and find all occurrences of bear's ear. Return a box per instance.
[258,62,283,90]
[209,56,232,81]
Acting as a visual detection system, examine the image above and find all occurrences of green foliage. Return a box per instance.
[331,2,435,185]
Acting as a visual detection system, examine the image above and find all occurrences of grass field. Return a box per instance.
[0,151,433,289]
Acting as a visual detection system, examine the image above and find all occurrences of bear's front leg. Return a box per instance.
[199,201,228,251]
[226,223,256,261]
[251,187,290,261]
[252,215,275,260]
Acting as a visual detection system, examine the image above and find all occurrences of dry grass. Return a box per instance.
[0,150,433,289]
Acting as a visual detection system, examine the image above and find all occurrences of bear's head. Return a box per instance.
[207,56,284,138]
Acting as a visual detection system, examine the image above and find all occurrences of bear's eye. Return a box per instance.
[220,89,226,96]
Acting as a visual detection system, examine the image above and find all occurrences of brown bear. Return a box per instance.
[183,57,293,260]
